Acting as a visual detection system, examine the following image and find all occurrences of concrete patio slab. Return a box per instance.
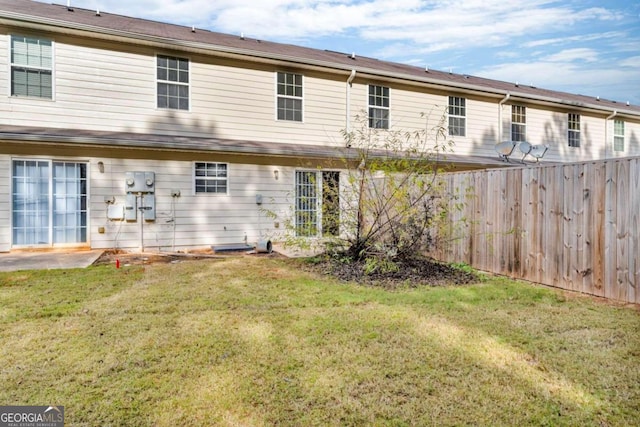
[0,250,104,272]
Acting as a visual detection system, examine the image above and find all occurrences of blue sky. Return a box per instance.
[37,0,640,105]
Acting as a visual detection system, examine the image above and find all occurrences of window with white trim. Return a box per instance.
[511,105,526,142]
[448,96,466,136]
[277,72,303,121]
[614,119,625,152]
[568,113,580,148]
[10,35,53,98]
[368,85,389,129]
[195,162,228,194]
[157,55,189,110]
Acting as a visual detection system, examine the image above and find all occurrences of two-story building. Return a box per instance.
[1,0,639,253]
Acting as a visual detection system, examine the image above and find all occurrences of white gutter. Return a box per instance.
[604,110,617,159]
[498,92,511,142]
[346,70,356,140]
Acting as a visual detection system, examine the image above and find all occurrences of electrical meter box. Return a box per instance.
[125,193,137,221]
[125,171,155,193]
[142,194,156,221]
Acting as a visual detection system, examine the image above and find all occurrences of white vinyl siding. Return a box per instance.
[10,35,53,98]
[82,157,293,250]
[0,32,637,165]
[276,72,303,122]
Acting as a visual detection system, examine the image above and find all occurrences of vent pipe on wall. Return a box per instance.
[498,92,511,143]
[345,69,357,146]
[604,110,617,159]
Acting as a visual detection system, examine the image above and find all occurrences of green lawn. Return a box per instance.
[0,256,638,426]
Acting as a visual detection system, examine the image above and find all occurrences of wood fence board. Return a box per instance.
[535,167,546,284]
[436,156,640,303]
[615,160,629,302]
[503,170,511,274]
[550,165,565,288]
[486,170,499,273]
[604,161,617,300]
[475,171,489,271]
[521,168,532,280]
[573,164,586,293]
[582,163,595,295]
[628,159,639,303]
[502,170,513,275]
[592,162,606,296]
[510,170,523,276]
[562,165,574,291]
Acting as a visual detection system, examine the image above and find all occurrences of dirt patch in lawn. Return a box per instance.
[302,255,479,288]
[92,249,283,266]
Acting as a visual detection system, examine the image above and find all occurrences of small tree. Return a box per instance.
[331,109,456,264]
[264,109,459,266]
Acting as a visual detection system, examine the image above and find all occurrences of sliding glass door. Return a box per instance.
[12,160,87,246]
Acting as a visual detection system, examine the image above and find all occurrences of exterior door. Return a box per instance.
[295,170,340,237]
[12,160,87,246]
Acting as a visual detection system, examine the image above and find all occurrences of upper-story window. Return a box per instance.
[369,85,389,129]
[448,96,466,137]
[277,72,303,121]
[157,55,189,110]
[614,119,625,152]
[194,162,228,194]
[511,105,526,142]
[568,113,580,148]
[10,35,53,99]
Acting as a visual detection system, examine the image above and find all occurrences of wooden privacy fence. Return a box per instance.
[431,156,640,304]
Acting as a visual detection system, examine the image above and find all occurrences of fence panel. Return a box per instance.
[433,157,640,303]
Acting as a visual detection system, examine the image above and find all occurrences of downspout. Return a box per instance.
[346,69,356,146]
[605,110,617,159]
[498,92,511,142]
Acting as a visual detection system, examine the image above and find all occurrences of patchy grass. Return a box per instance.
[0,257,638,426]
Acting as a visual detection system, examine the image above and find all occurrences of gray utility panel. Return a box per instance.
[124,171,156,221]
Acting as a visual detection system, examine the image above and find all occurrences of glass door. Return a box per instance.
[53,162,87,244]
[12,160,87,246]
[12,160,50,245]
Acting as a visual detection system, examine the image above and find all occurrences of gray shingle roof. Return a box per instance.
[1,0,639,116]
[0,125,511,169]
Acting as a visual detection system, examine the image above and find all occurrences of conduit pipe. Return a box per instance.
[605,110,617,159]
[346,69,357,141]
[498,92,510,142]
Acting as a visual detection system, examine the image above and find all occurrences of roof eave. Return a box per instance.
[1,10,636,118]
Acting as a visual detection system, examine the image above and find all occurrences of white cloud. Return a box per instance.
[45,1,628,54]
[620,56,640,68]
[35,0,639,105]
[475,60,640,104]
[545,48,599,63]
[523,31,624,48]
